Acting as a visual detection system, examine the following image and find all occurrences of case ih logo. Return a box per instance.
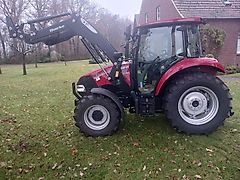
[50,25,65,32]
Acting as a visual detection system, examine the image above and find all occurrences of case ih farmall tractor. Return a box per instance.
[6,13,233,137]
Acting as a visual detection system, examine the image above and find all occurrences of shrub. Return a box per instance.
[200,25,226,58]
[38,55,51,63]
[225,65,240,74]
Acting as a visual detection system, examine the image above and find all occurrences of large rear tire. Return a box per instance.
[74,94,120,137]
[164,72,232,135]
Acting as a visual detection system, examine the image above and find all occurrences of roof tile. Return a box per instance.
[173,0,240,18]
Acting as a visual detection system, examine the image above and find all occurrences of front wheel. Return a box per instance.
[74,94,121,137]
[164,72,232,135]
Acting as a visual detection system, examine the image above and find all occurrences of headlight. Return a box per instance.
[77,85,86,93]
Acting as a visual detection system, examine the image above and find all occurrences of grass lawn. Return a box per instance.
[0,61,239,179]
[224,73,240,78]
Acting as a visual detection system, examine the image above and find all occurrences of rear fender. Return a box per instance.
[91,88,124,120]
[154,58,225,96]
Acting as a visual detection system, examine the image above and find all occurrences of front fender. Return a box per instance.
[91,88,124,120]
[155,58,225,96]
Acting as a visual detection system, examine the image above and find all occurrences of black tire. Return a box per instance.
[74,94,120,137]
[164,72,232,135]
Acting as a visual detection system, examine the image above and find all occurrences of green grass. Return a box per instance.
[224,73,240,78]
[0,61,239,179]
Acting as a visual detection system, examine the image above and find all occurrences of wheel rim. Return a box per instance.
[178,86,219,125]
[84,105,110,130]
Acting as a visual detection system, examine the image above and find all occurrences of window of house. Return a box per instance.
[156,6,161,21]
[237,34,240,54]
[145,13,148,23]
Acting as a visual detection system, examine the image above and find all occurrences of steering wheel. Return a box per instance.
[139,55,178,87]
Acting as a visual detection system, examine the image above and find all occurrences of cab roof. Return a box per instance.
[138,17,203,29]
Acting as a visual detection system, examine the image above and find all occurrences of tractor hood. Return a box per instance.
[80,61,131,87]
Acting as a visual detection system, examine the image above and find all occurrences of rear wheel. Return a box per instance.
[164,72,232,134]
[74,94,120,137]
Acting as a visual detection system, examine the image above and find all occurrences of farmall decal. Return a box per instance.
[81,18,98,34]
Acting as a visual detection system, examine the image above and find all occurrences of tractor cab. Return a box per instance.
[131,17,203,94]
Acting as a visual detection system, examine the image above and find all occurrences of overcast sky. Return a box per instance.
[92,0,142,20]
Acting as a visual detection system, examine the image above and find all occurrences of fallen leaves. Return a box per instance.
[113,143,120,150]
[142,165,146,171]
[0,117,17,124]
[206,148,214,153]
[182,175,190,180]
[192,160,202,167]
[0,162,7,168]
[70,147,78,156]
[133,142,140,147]
[206,148,214,157]
[0,65,239,180]
[80,171,84,177]
[194,174,202,179]
[52,163,58,170]
[230,129,238,133]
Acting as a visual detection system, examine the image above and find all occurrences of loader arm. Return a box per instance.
[6,13,120,64]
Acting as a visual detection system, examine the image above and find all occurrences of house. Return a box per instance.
[139,0,240,65]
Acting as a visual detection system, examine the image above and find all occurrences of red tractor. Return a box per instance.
[6,14,233,137]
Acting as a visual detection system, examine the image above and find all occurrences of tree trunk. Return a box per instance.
[35,59,38,68]
[35,43,42,68]
[48,45,51,57]
[0,50,2,74]
[35,51,38,68]
[0,32,7,61]
[12,39,19,57]
[22,54,27,75]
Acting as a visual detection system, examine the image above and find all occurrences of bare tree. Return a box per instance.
[11,41,33,75]
[28,0,50,68]
[0,49,2,74]
[0,29,7,61]
[0,0,132,64]
[95,9,132,51]
[0,0,29,61]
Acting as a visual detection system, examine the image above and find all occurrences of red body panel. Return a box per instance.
[81,58,224,96]
[82,62,131,87]
[154,58,225,96]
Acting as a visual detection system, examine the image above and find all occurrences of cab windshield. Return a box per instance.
[138,24,201,62]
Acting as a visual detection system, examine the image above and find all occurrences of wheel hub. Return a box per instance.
[178,86,219,126]
[92,110,104,121]
[84,105,110,130]
[182,92,208,115]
